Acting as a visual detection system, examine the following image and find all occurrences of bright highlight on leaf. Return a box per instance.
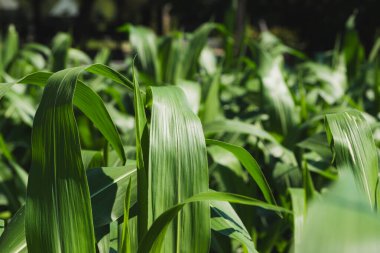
[1,13,380,253]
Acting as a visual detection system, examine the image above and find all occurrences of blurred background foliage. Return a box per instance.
[2,1,380,252]
[1,0,380,54]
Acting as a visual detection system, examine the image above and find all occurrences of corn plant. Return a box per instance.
[1,11,380,253]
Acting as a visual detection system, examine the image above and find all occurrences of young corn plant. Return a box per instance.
[1,11,380,253]
[0,62,284,252]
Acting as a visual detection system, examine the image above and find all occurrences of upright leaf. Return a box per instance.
[325,110,378,208]
[147,86,210,252]
[2,25,19,70]
[289,188,305,253]
[120,25,161,82]
[120,178,133,253]
[256,48,298,135]
[132,70,150,241]
[201,68,222,124]
[342,13,365,79]
[181,23,219,79]
[51,33,71,71]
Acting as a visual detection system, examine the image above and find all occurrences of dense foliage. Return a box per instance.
[1,13,380,253]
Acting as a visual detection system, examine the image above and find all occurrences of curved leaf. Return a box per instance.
[74,80,126,164]
[138,191,289,253]
[0,64,133,164]
[211,200,257,253]
[203,119,277,143]
[206,139,276,205]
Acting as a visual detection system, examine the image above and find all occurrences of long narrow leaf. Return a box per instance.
[210,200,258,253]
[206,139,276,205]
[325,110,378,207]
[138,191,289,253]
[147,86,210,252]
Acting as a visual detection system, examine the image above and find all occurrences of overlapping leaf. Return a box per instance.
[147,86,210,252]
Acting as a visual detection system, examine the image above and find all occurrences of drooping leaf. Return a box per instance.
[206,139,276,205]
[210,200,258,253]
[138,191,289,253]
[204,119,277,143]
[0,64,133,164]
[74,80,126,164]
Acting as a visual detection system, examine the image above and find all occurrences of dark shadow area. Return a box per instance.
[1,0,379,54]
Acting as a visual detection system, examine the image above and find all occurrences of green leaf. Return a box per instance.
[325,110,379,208]
[132,69,150,241]
[210,200,258,253]
[2,25,19,70]
[25,67,95,252]
[256,48,298,135]
[120,25,161,82]
[203,119,277,143]
[0,219,4,236]
[181,23,220,79]
[120,178,133,253]
[85,64,134,90]
[201,68,222,124]
[74,80,126,164]
[0,207,26,253]
[206,139,276,205]
[88,164,137,227]
[297,175,380,253]
[342,13,365,79]
[138,191,289,253]
[289,188,305,253]
[297,133,332,159]
[0,64,132,164]
[158,35,182,84]
[146,86,210,252]
[51,33,71,71]
[0,164,137,252]
[177,79,201,114]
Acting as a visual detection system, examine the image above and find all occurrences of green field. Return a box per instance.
[0,13,380,253]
